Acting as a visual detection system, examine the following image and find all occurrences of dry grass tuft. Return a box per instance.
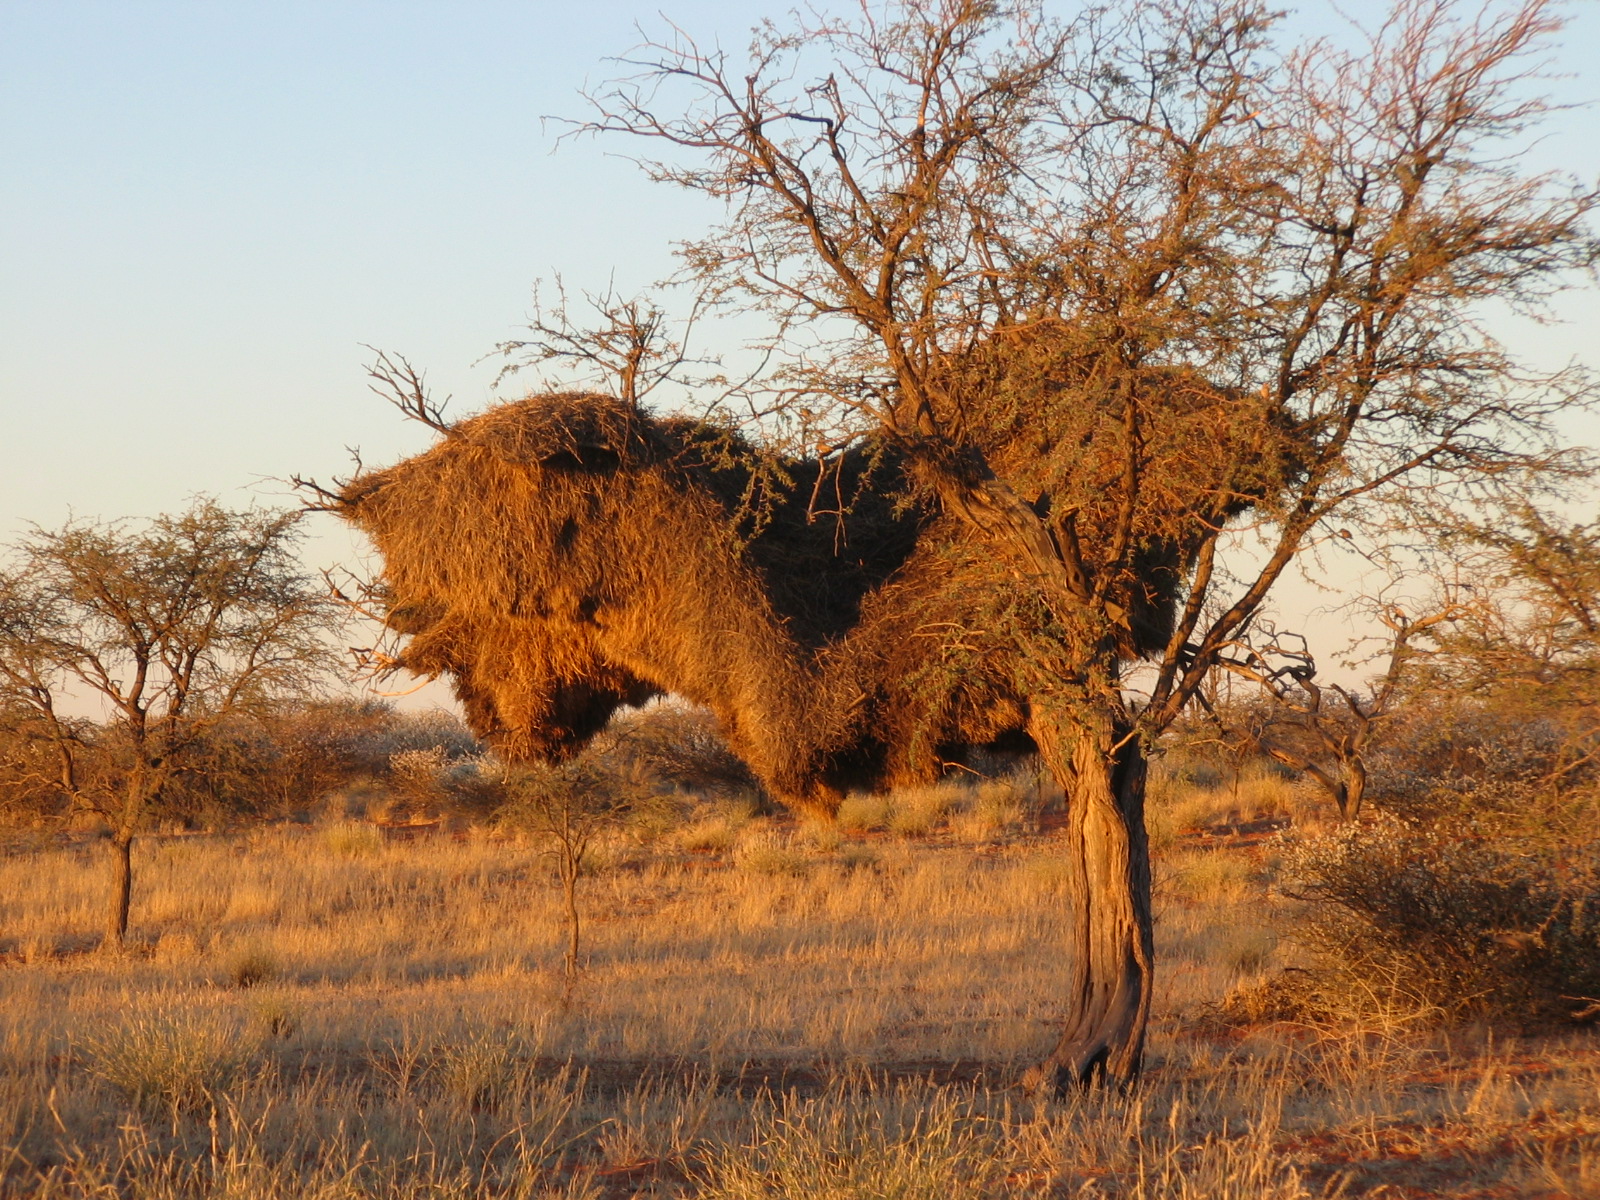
[835,792,892,832]
[734,831,811,876]
[320,819,384,857]
[220,940,281,989]
[81,1009,257,1112]
[694,1084,1011,1199]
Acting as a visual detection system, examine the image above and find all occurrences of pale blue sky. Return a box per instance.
[2,0,1596,640]
[1,0,761,537]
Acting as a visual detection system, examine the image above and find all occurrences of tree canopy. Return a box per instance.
[0,500,339,946]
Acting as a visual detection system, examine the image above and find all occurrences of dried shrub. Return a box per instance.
[735,832,810,877]
[1368,700,1598,830]
[836,793,892,833]
[612,704,762,799]
[886,785,955,837]
[433,1031,519,1113]
[837,844,881,872]
[221,941,281,989]
[949,777,1027,841]
[1286,814,1600,1025]
[677,813,745,854]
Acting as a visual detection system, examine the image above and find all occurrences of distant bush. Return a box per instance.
[1359,691,1598,829]
[0,698,493,832]
[158,699,406,827]
[0,701,83,825]
[607,703,762,800]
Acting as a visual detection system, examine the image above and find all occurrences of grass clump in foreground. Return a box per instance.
[81,1009,258,1112]
[3,785,1600,1198]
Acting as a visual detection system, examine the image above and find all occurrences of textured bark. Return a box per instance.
[1344,760,1367,821]
[106,833,133,951]
[934,467,1155,1089]
[1033,715,1154,1091]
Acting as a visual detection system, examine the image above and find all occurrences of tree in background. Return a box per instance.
[1441,509,1599,709]
[561,0,1596,1085]
[0,501,340,949]
[497,749,651,991]
[1223,606,1462,820]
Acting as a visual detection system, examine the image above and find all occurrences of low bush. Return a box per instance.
[611,703,762,799]
[1285,813,1600,1025]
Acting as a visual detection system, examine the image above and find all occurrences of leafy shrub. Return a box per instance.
[1286,814,1600,1025]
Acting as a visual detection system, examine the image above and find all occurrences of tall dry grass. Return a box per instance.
[1,778,1597,1198]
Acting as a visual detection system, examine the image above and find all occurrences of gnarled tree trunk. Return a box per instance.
[1031,711,1154,1091]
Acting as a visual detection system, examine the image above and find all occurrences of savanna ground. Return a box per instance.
[2,769,1597,1199]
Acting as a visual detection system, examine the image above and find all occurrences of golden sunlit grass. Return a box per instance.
[1,770,1597,1197]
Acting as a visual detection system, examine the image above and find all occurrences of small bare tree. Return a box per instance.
[498,755,646,989]
[0,501,339,949]
[1224,607,1461,820]
[494,277,711,412]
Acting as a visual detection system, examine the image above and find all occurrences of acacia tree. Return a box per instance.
[1439,507,1600,702]
[0,501,339,949]
[571,0,1596,1087]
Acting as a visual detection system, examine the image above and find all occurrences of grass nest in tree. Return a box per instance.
[334,384,1265,813]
